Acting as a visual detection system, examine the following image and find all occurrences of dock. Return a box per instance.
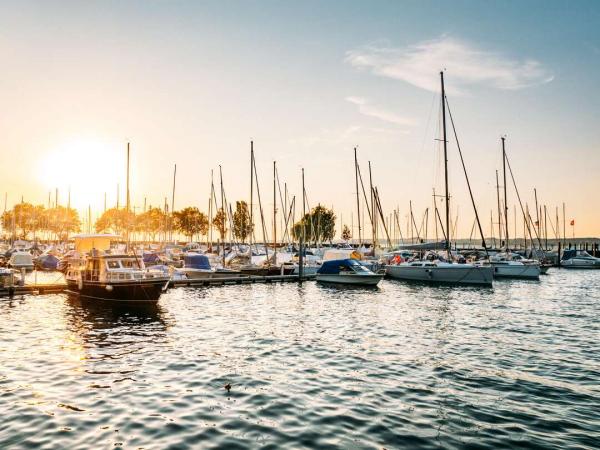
[0,274,316,298]
[168,274,316,288]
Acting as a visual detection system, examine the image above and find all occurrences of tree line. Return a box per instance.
[1,200,340,244]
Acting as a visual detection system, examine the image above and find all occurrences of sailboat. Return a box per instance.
[385,72,493,286]
[489,137,541,280]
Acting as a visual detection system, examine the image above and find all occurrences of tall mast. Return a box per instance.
[171,163,177,241]
[440,71,450,252]
[354,147,362,245]
[368,160,375,247]
[502,137,509,250]
[126,143,130,249]
[250,141,254,247]
[273,161,277,249]
[302,168,306,243]
[495,170,502,246]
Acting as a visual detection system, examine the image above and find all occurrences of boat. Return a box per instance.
[8,251,34,271]
[560,250,600,269]
[239,263,295,276]
[387,252,493,286]
[35,253,60,271]
[316,258,384,286]
[489,252,541,280]
[66,253,170,302]
[176,253,242,279]
[384,71,493,287]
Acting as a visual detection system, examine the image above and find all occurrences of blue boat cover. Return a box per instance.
[184,253,211,270]
[561,249,576,260]
[317,258,360,274]
[38,254,59,270]
[143,252,160,264]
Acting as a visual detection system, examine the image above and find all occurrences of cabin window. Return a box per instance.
[121,260,138,268]
[107,261,120,269]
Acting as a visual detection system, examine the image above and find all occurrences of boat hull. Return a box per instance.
[385,264,493,286]
[66,278,169,302]
[491,263,540,280]
[240,266,295,276]
[316,273,383,286]
[560,260,600,269]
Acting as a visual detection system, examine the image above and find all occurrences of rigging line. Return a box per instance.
[393,210,405,245]
[356,164,374,230]
[252,156,270,258]
[503,150,543,249]
[444,96,489,257]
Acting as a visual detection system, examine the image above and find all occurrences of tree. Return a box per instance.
[341,224,352,241]
[212,208,227,240]
[95,208,134,236]
[232,201,253,242]
[292,205,336,244]
[1,203,69,240]
[45,206,81,240]
[135,207,168,241]
[173,207,208,241]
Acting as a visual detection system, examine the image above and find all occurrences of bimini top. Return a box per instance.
[184,253,211,270]
[73,234,121,253]
[317,258,366,275]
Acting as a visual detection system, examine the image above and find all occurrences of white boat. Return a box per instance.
[384,72,492,287]
[316,259,383,286]
[386,257,493,286]
[489,252,541,279]
[560,250,600,269]
[8,251,34,271]
[176,253,242,279]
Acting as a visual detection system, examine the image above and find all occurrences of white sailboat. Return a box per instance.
[490,137,541,280]
[385,72,493,287]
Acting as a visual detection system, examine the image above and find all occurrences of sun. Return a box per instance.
[37,138,125,210]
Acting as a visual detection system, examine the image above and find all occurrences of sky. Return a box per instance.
[0,0,599,239]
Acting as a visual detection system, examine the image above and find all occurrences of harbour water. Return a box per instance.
[1,271,599,449]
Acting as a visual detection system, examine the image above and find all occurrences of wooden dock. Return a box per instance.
[169,274,316,288]
[0,283,68,297]
[0,274,315,297]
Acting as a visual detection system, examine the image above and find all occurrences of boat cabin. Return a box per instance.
[67,255,150,283]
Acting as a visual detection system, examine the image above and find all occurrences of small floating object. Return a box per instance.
[224,383,232,392]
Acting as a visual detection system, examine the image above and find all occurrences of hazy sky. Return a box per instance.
[1,0,599,238]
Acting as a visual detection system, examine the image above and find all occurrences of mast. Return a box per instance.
[354,148,362,245]
[368,161,375,247]
[126,143,130,249]
[171,163,176,242]
[502,137,509,250]
[250,141,254,248]
[440,71,450,253]
[273,161,277,252]
[495,170,502,247]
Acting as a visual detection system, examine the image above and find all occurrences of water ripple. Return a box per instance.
[0,270,599,448]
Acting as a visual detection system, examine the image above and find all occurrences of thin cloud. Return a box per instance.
[345,36,553,94]
[345,96,416,127]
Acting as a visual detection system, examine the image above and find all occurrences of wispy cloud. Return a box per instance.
[345,96,416,127]
[345,36,553,94]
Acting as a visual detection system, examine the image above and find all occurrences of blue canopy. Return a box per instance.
[143,252,160,264]
[184,253,211,270]
[561,249,576,260]
[38,254,59,270]
[317,258,361,275]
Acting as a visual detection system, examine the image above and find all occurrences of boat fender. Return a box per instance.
[77,276,83,290]
[105,285,113,292]
[426,269,432,278]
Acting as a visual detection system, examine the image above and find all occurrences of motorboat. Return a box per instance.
[176,253,242,279]
[35,253,60,271]
[66,253,170,302]
[560,250,600,269]
[489,252,541,280]
[8,251,34,271]
[316,258,383,286]
[386,252,493,286]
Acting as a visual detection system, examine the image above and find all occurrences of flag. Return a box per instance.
[570,219,575,226]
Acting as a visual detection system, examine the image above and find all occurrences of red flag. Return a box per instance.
[570,219,575,226]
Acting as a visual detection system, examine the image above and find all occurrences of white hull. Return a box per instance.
[316,273,383,286]
[491,263,540,279]
[560,261,600,269]
[385,263,493,286]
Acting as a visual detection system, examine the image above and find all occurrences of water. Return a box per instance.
[1,271,599,449]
